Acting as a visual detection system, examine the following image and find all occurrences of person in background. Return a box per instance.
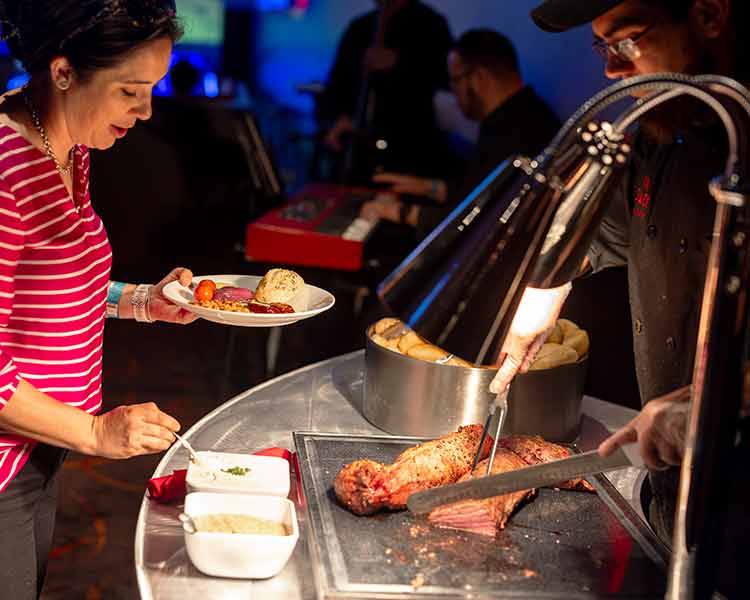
[0,1,196,597]
[318,0,453,183]
[169,58,200,98]
[361,29,560,240]
[489,0,748,569]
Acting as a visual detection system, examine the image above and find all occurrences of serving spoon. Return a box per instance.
[172,432,218,480]
[178,512,197,534]
[173,431,201,465]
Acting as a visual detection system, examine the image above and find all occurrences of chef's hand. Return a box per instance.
[598,385,691,470]
[150,268,199,324]
[91,402,181,459]
[489,284,572,394]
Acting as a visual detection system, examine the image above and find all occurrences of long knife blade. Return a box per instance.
[407,446,636,515]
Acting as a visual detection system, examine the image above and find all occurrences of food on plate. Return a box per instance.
[194,279,216,303]
[368,318,472,367]
[212,286,255,304]
[247,302,294,314]
[334,425,492,515]
[428,435,594,537]
[427,450,535,536]
[254,268,305,304]
[192,513,290,536]
[190,268,303,314]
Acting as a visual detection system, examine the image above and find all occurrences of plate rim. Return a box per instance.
[162,273,335,321]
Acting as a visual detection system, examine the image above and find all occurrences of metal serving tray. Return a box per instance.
[294,431,669,600]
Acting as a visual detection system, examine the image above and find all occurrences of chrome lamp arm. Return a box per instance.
[531,74,750,600]
[378,72,750,598]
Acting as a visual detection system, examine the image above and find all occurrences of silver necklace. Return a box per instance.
[22,89,75,177]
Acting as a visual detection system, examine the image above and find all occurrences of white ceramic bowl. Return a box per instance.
[183,492,299,579]
[186,451,290,497]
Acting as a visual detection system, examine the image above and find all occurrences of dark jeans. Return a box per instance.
[0,443,67,600]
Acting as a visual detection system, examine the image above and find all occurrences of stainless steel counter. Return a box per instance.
[135,350,651,600]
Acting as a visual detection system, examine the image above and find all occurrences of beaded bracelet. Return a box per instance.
[106,281,126,319]
[132,284,154,323]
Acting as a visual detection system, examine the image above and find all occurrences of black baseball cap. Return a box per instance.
[531,0,626,32]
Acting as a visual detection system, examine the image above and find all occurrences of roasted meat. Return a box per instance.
[334,425,491,515]
[428,450,535,536]
[499,435,595,492]
[427,435,595,537]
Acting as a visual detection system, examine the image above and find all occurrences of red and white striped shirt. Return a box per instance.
[0,124,111,492]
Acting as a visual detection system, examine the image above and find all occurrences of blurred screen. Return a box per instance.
[176,0,225,46]
[253,0,292,9]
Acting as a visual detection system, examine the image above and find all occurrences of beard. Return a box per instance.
[637,51,723,144]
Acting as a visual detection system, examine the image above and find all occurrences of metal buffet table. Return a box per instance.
[135,350,662,600]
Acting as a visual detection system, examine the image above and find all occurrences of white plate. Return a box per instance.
[184,492,299,579]
[162,274,335,327]
[186,451,290,497]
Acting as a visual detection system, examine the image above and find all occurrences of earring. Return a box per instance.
[57,79,70,91]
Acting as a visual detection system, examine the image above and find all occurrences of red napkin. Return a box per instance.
[147,447,293,503]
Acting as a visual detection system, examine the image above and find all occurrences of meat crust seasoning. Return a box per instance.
[334,425,492,515]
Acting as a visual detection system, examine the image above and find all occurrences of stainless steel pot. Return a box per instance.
[363,329,587,442]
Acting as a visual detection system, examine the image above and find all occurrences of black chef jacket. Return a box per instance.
[416,85,561,239]
[588,122,727,543]
[319,0,453,179]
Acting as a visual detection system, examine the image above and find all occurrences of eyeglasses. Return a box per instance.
[592,23,655,63]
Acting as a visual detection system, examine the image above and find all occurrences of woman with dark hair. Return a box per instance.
[0,1,196,597]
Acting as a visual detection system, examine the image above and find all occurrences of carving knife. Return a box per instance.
[407,444,642,515]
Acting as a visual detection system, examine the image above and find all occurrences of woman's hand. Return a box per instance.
[489,284,572,394]
[90,402,181,459]
[150,267,199,324]
[598,386,691,470]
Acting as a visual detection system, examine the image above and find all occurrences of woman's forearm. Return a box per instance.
[0,379,97,454]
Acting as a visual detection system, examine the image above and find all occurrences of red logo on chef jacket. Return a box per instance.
[633,175,651,219]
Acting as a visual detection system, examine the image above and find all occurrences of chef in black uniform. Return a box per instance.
[489,0,749,548]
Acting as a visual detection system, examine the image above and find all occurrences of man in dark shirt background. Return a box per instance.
[319,0,453,184]
[360,29,561,240]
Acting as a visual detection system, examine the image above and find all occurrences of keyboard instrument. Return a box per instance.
[245,183,383,271]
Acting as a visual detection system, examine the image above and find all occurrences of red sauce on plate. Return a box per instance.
[248,302,294,314]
